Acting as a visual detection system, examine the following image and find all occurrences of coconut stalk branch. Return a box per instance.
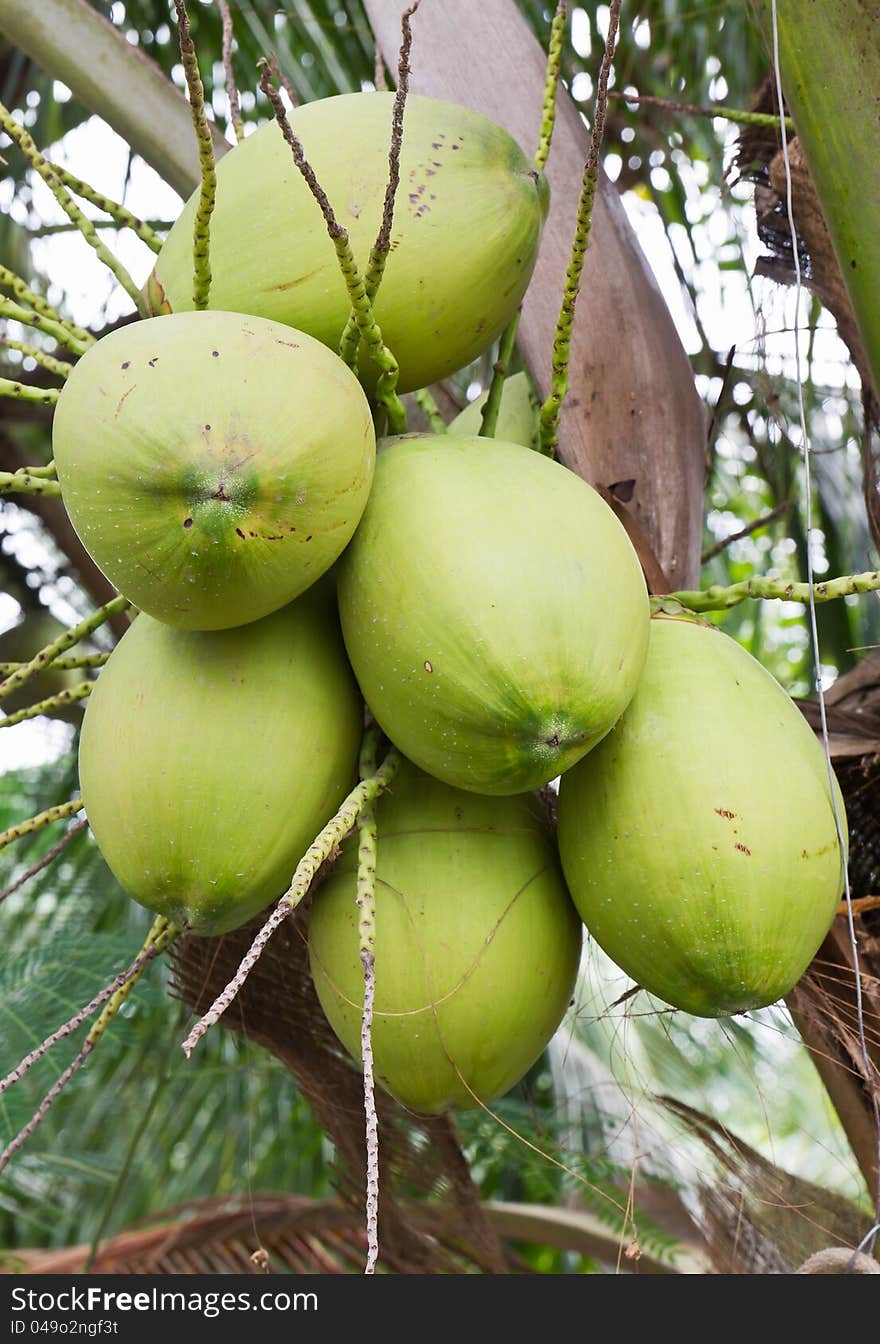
[0,653,107,676]
[750,0,880,403]
[40,161,164,254]
[0,594,130,704]
[173,1,216,311]
[0,99,145,313]
[0,0,229,199]
[609,90,794,132]
[0,797,83,856]
[538,0,622,457]
[0,379,59,408]
[0,817,88,906]
[0,265,91,345]
[3,339,71,379]
[356,724,382,1276]
[657,569,880,614]
[0,469,62,498]
[534,1,567,171]
[181,745,402,1057]
[0,920,179,1177]
[338,1,419,370]
[0,918,172,1097]
[0,295,91,356]
[216,0,243,144]
[479,320,521,440]
[257,61,406,434]
[0,680,92,728]
[412,387,447,433]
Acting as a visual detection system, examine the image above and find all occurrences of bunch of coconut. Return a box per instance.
[51,90,847,1117]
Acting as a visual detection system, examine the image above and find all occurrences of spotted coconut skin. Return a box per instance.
[144,92,549,394]
[337,434,650,795]
[79,593,362,935]
[53,311,375,630]
[308,761,582,1113]
[557,615,847,1017]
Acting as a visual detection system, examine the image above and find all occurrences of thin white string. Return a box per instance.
[770,0,880,1245]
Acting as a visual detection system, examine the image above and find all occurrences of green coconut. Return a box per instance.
[79,591,362,935]
[308,760,582,1113]
[336,434,650,795]
[556,615,848,1017]
[144,92,548,394]
[53,311,375,630]
[447,371,537,449]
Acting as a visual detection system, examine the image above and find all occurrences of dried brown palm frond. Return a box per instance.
[661,1097,877,1275]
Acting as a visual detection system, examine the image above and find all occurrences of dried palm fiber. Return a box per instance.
[169,899,509,1274]
[734,78,880,550]
[788,657,880,1200]
[661,1098,878,1275]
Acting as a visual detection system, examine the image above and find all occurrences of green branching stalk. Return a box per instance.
[655,569,880,614]
[0,378,59,408]
[86,920,180,1046]
[338,2,419,370]
[0,295,92,357]
[479,317,521,439]
[3,339,71,379]
[41,160,164,253]
[181,743,402,1057]
[0,797,83,856]
[0,100,146,313]
[0,652,108,676]
[413,386,447,433]
[217,0,243,144]
[0,594,130,704]
[173,0,216,310]
[538,0,622,458]
[257,61,407,434]
[356,723,382,1276]
[0,264,92,345]
[0,680,93,728]
[609,90,793,132]
[11,461,57,480]
[534,0,567,171]
[0,919,179,1177]
[0,469,63,496]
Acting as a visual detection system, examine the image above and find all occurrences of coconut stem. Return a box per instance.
[0,265,92,346]
[356,723,382,1275]
[216,0,244,144]
[0,652,107,676]
[338,2,419,371]
[0,101,147,314]
[39,160,165,254]
[0,594,130,705]
[657,568,880,613]
[3,339,71,379]
[0,295,91,358]
[609,90,794,132]
[0,469,62,499]
[0,817,88,907]
[0,680,93,729]
[266,54,300,110]
[0,920,178,1177]
[0,797,83,857]
[534,1,567,171]
[181,744,402,1057]
[173,0,216,310]
[0,378,59,408]
[538,0,622,458]
[479,317,521,439]
[413,386,447,433]
[257,61,407,435]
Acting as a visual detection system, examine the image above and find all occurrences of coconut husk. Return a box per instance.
[168,899,509,1275]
